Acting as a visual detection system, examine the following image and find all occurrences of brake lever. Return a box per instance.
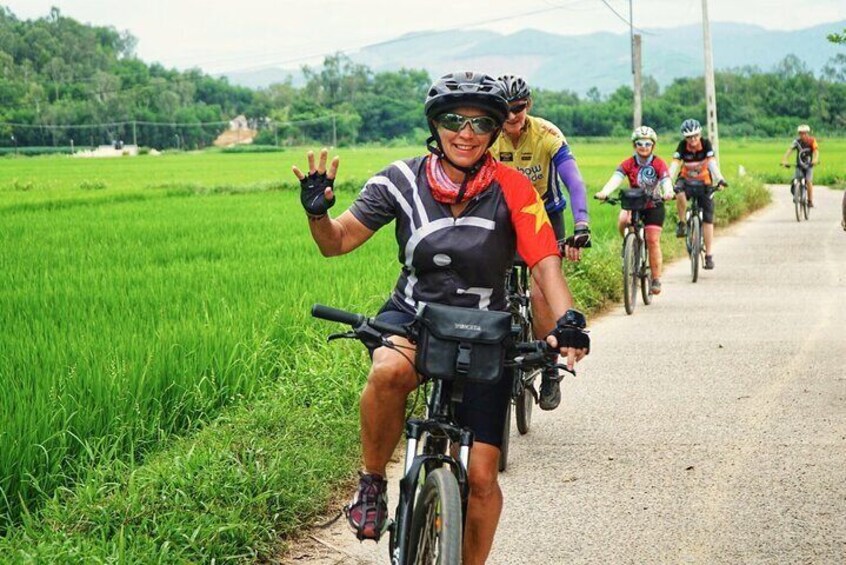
[327,331,358,342]
[554,363,577,377]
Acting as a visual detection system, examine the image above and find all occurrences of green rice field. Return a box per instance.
[0,138,842,555]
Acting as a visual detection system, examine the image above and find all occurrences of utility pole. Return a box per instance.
[630,0,642,129]
[132,120,137,147]
[701,0,720,159]
[633,34,643,129]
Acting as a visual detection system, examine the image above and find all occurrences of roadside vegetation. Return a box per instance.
[0,139,825,560]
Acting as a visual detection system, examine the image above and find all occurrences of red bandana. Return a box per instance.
[426,153,497,204]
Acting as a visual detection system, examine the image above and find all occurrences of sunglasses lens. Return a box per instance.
[436,113,497,134]
[635,140,653,148]
[436,113,464,132]
[509,103,527,114]
[470,116,497,134]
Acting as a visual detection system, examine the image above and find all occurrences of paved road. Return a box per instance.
[284,185,846,564]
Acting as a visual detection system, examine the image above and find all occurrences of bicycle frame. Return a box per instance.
[600,192,654,313]
[683,181,715,282]
[311,303,567,565]
[506,261,534,398]
[392,383,472,564]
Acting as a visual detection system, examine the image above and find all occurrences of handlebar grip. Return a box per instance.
[311,304,365,327]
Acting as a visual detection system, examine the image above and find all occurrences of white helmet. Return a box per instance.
[631,125,657,144]
[797,124,811,133]
[680,118,702,137]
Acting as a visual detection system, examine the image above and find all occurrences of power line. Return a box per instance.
[596,0,652,35]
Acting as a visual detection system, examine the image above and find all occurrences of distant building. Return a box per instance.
[214,114,256,147]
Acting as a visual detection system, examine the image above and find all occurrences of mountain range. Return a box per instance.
[224,20,846,95]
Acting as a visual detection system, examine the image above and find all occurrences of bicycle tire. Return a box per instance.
[640,235,653,305]
[498,401,511,472]
[802,180,810,220]
[793,179,802,222]
[690,215,701,283]
[515,369,536,435]
[406,468,463,565]
[622,232,637,315]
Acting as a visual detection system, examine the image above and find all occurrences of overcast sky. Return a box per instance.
[5,0,846,74]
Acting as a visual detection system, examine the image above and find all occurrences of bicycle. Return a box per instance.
[681,180,717,283]
[312,302,567,564]
[784,163,810,222]
[599,189,656,315]
[497,259,577,472]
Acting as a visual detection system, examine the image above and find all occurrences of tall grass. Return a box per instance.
[0,139,832,558]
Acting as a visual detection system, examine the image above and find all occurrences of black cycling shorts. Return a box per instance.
[369,301,512,449]
[676,180,715,224]
[641,203,666,228]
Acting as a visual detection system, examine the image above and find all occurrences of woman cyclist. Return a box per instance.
[292,71,589,564]
[490,74,591,410]
[596,126,674,295]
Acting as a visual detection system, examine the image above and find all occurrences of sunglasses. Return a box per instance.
[634,140,654,148]
[435,113,499,134]
[508,102,528,115]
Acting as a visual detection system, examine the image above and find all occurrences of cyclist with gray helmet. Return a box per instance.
[491,74,591,411]
[292,71,589,563]
[670,118,728,270]
[781,124,820,208]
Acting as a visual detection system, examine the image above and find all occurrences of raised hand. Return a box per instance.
[292,148,340,218]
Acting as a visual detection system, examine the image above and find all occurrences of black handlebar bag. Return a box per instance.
[414,303,513,403]
[620,188,648,211]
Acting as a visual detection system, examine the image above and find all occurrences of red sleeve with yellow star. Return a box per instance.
[495,163,559,268]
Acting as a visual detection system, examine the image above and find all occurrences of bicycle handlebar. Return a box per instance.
[311,303,409,339]
[312,303,573,374]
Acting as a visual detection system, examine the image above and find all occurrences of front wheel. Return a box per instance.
[622,232,638,315]
[515,369,537,435]
[498,401,511,472]
[793,179,802,222]
[802,180,810,220]
[407,468,463,565]
[689,215,701,283]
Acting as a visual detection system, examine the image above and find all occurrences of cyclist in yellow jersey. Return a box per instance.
[491,75,590,411]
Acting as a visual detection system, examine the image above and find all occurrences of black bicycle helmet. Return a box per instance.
[498,75,531,102]
[424,71,509,126]
[424,71,508,176]
[680,118,702,137]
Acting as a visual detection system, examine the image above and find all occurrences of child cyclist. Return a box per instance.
[595,126,674,295]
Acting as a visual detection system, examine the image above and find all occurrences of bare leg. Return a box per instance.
[704,222,715,256]
[807,180,814,205]
[617,210,629,237]
[462,443,503,565]
[676,191,688,222]
[360,337,418,475]
[645,227,663,279]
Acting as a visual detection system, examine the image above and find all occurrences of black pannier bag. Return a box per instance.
[620,188,648,211]
[414,303,513,401]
